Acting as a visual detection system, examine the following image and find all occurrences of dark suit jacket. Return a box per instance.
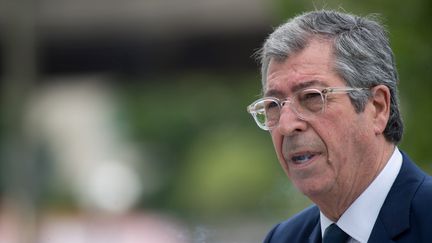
[263,152,432,243]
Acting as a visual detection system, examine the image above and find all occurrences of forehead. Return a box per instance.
[264,39,345,96]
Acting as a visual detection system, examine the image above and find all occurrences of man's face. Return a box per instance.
[265,39,378,200]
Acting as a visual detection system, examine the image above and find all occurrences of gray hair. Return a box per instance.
[258,10,403,143]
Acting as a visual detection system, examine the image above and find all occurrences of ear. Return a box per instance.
[370,85,391,135]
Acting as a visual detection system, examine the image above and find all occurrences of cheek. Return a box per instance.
[319,107,361,142]
[311,116,351,165]
[323,114,372,169]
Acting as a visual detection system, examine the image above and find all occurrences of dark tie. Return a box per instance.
[322,223,350,243]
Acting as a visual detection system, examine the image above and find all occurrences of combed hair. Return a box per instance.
[258,10,403,143]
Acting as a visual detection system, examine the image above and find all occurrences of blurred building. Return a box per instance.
[0,0,274,78]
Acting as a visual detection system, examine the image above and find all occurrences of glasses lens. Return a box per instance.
[249,90,325,130]
[262,99,280,128]
[251,99,280,129]
[254,108,266,125]
[264,100,280,128]
[296,89,324,116]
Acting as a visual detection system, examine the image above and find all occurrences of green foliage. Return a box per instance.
[119,71,314,220]
[170,126,278,218]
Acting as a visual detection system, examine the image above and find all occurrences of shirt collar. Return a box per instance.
[320,147,402,243]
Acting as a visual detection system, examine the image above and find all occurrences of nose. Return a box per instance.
[275,103,308,135]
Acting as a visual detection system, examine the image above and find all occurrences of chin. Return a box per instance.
[294,179,329,198]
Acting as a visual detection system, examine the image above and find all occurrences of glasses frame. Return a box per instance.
[247,86,369,131]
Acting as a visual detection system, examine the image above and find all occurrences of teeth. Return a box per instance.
[291,154,314,164]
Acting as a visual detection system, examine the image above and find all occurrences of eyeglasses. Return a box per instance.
[247,87,369,131]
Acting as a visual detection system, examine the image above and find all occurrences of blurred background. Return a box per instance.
[0,0,431,242]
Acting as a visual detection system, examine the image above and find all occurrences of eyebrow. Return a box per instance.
[264,80,326,97]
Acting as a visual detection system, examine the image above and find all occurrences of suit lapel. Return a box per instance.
[368,217,395,242]
[368,152,425,242]
[308,220,322,243]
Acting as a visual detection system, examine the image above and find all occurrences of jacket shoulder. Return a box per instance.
[394,153,432,241]
[402,153,432,216]
[263,205,320,243]
[411,173,432,223]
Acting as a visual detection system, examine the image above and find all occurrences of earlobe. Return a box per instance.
[371,85,391,135]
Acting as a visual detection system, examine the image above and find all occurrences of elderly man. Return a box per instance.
[247,10,432,243]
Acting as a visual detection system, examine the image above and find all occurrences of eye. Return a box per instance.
[299,90,321,101]
[265,100,279,111]
[298,90,323,112]
[262,100,280,121]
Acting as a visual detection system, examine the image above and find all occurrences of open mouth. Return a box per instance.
[290,152,319,165]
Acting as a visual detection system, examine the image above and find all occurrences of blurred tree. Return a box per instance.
[120,71,311,221]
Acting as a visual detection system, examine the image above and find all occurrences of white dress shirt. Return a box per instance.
[320,147,403,243]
